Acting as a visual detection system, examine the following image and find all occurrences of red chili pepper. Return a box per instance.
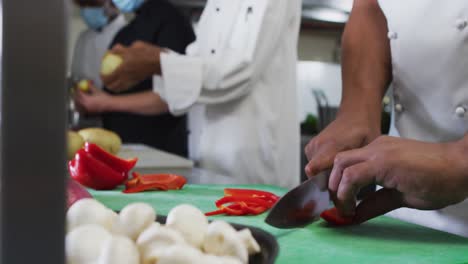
[123,172,187,194]
[320,207,355,226]
[68,149,127,190]
[84,143,137,173]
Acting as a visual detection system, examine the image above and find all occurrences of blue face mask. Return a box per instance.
[80,7,109,30]
[112,0,145,13]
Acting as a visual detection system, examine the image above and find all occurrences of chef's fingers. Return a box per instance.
[101,72,118,88]
[74,91,89,112]
[87,83,99,94]
[305,147,335,178]
[329,148,368,194]
[106,78,126,93]
[110,44,127,54]
[353,188,403,224]
[335,161,376,216]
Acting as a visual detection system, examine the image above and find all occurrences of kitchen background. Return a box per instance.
[67,0,351,124]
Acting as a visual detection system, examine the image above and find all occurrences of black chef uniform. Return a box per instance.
[103,0,195,157]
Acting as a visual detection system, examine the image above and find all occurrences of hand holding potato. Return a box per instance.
[101,41,163,93]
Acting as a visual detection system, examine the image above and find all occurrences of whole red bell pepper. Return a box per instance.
[69,149,127,190]
[84,143,137,173]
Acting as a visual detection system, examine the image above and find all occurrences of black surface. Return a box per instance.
[158,216,279,264]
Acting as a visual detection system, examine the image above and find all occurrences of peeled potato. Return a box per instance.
[78,128,122,155]
[101,53,123,76]
[68,131,85,160]
[77,80,91,93]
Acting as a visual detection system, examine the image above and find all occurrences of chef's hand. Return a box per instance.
[304,115,380,179]
[102,41,163,93]
[329,135,468,223]
[74,84,111,114]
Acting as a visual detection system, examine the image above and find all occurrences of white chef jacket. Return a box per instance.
[379,0,468,237]
[71,15,126,88]
[154,0,302,188]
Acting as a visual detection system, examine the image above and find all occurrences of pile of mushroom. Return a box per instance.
[66,199,261,264]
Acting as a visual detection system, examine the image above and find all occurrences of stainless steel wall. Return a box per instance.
[1,0,68,263]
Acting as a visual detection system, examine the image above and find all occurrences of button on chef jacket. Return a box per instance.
[71,15,126,89]
[153,0,302,188]
[379,0,468,237]
[103,0,195,157]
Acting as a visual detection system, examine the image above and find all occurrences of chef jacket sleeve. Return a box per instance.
[154,0,292,115]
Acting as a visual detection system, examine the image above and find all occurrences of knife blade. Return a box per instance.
[265,179,329,229]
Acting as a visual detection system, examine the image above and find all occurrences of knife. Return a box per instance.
[265,178,330,229]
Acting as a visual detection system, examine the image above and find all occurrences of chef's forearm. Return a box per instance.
[106,91,169,115]
[339,0,392,125]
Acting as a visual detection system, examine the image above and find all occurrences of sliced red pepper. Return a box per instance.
[240,203,268,215]
[205,209,225,216]
[222,203,246,216]
[224,188,280,203]
[320,207,355,226]
[123,172,187,193]
[123,183,170,193]
[69,149,127,190]
[215,195,273,209]
[134,173,187,190]
[84,143,137,173]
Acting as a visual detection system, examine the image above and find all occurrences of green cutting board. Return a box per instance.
[90,185,468,264]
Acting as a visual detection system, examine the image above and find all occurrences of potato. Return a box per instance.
[68,131,85,160]
[101,53,123,76]
[77,80,91,93]
[78,128,122,155]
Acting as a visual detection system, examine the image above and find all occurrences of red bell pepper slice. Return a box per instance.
[205,188,281,216]
[222,203,246,216]
[123,172,187,193]
[123,183,170,193]
[224,188,280,203]
[84,143,137,173]
[215,195,273,209]
[69,149,127,190]
[205,209,226,216]
[133,172,187,190]
[320,207,355,226]
[241,203,268,215]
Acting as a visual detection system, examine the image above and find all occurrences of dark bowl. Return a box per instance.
[157,216,279,264]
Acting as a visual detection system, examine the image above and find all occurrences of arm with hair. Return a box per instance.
[305,0,392,177]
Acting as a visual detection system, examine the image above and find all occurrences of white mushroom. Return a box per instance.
[97,235,140,264]
[67,198,116,232]
[154,244,205,264]
[166,204,208,248]
[238,229,261,255]
[136,225,186,264]
[113,203,156,240]
[203,221,248,264]
[66,224,112,264]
